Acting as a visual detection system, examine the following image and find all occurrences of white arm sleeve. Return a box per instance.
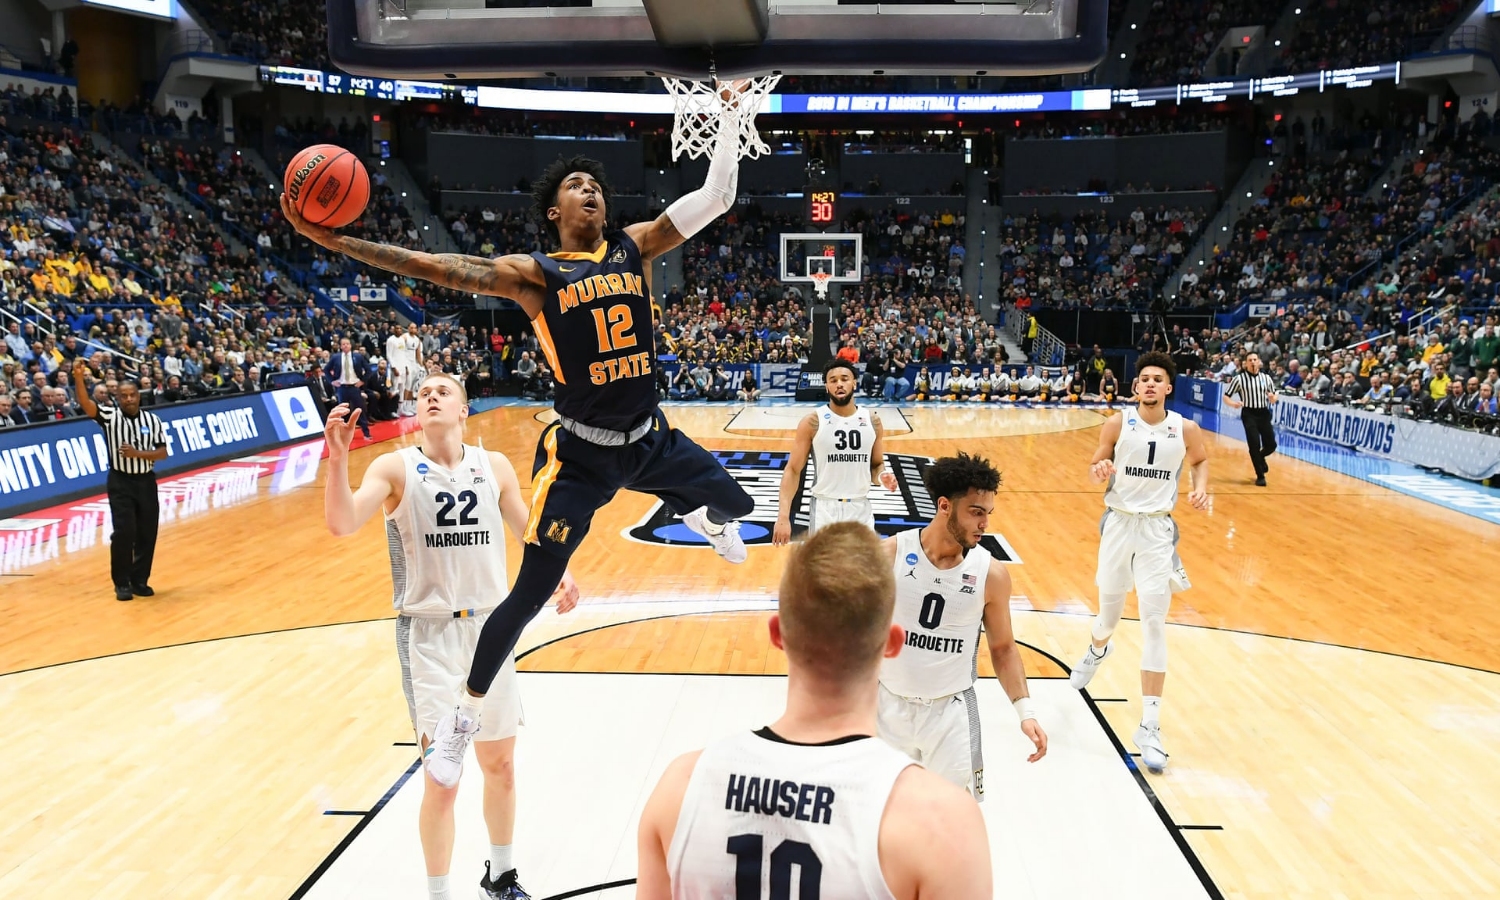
[665,124,739,239]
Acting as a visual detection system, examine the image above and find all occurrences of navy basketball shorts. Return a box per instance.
[524,409,751,557]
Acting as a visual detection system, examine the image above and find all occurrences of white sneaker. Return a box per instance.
[425,708,480,788]
[682,508,747,564]
[1134,724,1169,774]
[1169,562,1191,592]
[1069,642,1112,690]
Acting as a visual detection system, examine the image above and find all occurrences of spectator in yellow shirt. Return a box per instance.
[1427,361,1451,401]
[1421,334,1445,364]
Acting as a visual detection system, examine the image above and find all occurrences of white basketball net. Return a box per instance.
[662,75,782,162]
[809,270,833,300]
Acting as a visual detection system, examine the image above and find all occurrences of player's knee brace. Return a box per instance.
[1139,592,1171,672]
[1091,592,1126,642]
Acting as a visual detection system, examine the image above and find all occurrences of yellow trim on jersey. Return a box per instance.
[524,425,563,544]
[532,313,566,385]
[547,242,609,263]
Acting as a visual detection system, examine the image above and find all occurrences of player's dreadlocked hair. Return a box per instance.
[922,452,1002,503]
[531,155,614,246]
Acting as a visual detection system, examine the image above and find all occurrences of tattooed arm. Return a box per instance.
[280,193,545,317]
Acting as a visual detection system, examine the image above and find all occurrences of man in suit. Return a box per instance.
[325,337,372,439]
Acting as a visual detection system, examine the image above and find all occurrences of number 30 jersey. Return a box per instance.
[386,444,508,618]
[666,729,912,900]
[810,405,877,501]
[880,528,991,701]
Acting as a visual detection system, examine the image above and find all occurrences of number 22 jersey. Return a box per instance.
[530,231,659,433]
[666,729,913,899]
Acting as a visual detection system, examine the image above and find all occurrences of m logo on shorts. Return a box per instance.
[545,519,572,544]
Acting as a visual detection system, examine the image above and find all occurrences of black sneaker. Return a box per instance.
[1255,475,1267,487]
[132,584,155,597]
[115,586,133,601]
[478,862,530,900]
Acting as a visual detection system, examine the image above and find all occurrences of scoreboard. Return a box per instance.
[807,190,838,227]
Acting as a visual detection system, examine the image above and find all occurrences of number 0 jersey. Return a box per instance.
[530,231,659,433]
[666,729,912,900]
[386,445,508,618]
[1103,409,1187,514]
[810,405,877,500]
[881,528,992,701]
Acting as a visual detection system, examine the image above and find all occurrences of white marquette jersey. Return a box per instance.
[666,729,912,900]
[810,405,877,500]
[1104,408,1187,514]
[386,444,508,617]
[881,528,992,700]
[385,334,407,369]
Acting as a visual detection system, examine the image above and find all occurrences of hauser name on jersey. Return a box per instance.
[724,774,836,824]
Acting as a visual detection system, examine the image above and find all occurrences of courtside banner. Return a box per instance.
[0,387,321,518]
[657,362,802,399]
[1177,377,1223,412]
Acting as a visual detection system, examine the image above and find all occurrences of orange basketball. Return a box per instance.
[284,144,370,229]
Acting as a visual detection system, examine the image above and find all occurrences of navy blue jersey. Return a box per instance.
[530,231,658,432]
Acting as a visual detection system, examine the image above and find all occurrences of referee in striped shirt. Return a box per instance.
[1223,352,1279,486]
[72,359,170,600]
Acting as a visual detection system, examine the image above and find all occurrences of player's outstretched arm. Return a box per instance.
[773,413,818,545]
[635,750,703,900]
[878,767,992,900]
[1089,412,1123,483]
[626,88,741,260]
[324,407,401,536]
[982,560,1047,762]
[281,193,545,316]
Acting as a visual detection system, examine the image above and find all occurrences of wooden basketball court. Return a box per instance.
[3,402,1498,899]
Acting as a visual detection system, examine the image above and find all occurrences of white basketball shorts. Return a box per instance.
[1095,509,1187,596]
[396,612,522,744]
[807,497,875,534]
[398,364,424,396]
[877,682,984,801]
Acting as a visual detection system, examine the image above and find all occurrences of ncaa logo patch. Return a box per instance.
[905,552,919,565]
[623,450,1017,561]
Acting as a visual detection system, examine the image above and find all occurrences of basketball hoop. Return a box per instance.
[809,270,833,301]
[662,74,782,162]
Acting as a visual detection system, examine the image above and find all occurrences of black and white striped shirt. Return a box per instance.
[1226,371,1275,409]
[95,405,170,475]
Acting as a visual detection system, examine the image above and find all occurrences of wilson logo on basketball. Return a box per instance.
[315,176,342,206]
[287,153,327,202]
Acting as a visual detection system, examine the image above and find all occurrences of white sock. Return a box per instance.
[428,874,451,900]
[699,509,726,535]
[458,692,484,720]
[1142,695,1162,727]
[1089,643,1108,658]
[490,844,513,876]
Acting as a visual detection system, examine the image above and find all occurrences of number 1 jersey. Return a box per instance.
[530,231,659,433]
[666,729,912,899]
[385,445,509,617]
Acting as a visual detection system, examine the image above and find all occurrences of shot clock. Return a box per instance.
[807,190,838,227]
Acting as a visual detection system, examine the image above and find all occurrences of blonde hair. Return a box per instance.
[778,522,894,680]
[419,372,468,404]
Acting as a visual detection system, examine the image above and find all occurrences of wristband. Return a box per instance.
[1012,697,1036,723]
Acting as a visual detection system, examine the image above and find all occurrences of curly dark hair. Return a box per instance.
[531,155,613,247]
[823,358,858,380]
[922,452,1002,503]
[1136,351,1177,382]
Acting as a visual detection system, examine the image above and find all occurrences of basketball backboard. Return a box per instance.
[327,0,1108,80]
[780,233,862,285]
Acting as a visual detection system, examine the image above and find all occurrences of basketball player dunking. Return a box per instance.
[322,373,579,900]
[877,453,1047,800]
[772,359,898,544]
[1068,352,1209,773]
[637,523,992,899]
[283,85,757,786]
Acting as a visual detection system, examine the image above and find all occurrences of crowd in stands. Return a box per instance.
[193,0,331,70]
[1130,0,1287,87]
[1181,121,1500,313]
[996,206,1204,310]
[1275,0,1460,75]
[1013,113,1236,141]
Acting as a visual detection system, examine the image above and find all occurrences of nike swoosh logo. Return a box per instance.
[559,265,576,272]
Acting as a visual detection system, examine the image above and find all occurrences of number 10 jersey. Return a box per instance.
[386,444,509,618]
[666,729,912,899]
